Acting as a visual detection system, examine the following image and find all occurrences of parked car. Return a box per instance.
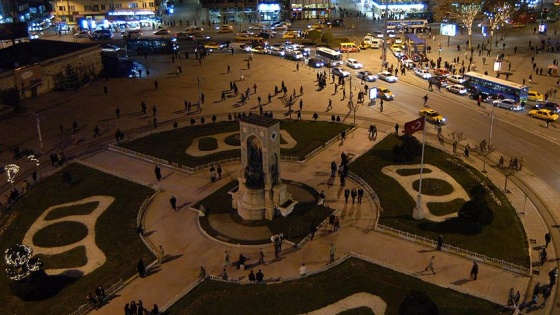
[414,69,432,79]
[346,58,363,69]
[377,71,398,83]
[528,109,558,121]
[332,67,350,77]
[308,58,324,68]
[419,108,446,124]
[446,84,468,95]
[448,75,467,84]
[493,99,523,111]
[356,71,377,82]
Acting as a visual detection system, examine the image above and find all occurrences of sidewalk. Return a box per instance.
[85,123,549,314]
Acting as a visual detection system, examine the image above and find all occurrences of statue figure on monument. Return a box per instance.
[245,139,264,189]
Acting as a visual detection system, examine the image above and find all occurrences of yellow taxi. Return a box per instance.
[528,109,558,121]
[376,87,394,100]
[419,108,446,124]
[391,44,401,50]
[527,90,544,102]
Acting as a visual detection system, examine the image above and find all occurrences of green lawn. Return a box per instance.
[163,258,507,315]
[120,121,349,167]
[351,134,528,266]
[0,163,155,314]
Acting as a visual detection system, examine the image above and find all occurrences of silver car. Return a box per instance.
[356,71,377,82]
[377,71,398,83]
[332,67,350,77]
[493,99,522,111]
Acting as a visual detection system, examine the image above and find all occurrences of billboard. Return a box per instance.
[0,22,29,41]
[440,23,457,36]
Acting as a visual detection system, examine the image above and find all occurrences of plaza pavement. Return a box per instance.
[0,9,559,314]
[83,117,553,314]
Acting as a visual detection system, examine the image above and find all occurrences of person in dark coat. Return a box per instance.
[137,258,146,278]
[154,165,162,181]
[470,261,479,280]
[170,195,177,211]
[437,234,443,250]
[351,188,357,204]
[344,188,350,204]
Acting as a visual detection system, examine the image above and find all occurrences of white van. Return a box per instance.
[371,39,383,49]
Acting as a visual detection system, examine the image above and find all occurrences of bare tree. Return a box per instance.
[447,2,482,52]
[485,2,514,53]
[448,131,466,154]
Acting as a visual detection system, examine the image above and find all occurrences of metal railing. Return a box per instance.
[375,224,530,276]
[68,279,123,315]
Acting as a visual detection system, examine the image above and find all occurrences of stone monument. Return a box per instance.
[231,115,295,220]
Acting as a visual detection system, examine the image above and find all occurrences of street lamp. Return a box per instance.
[348,77,358,125]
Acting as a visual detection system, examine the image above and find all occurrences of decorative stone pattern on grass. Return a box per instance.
[22,196,115,277]
[381,164,469,222]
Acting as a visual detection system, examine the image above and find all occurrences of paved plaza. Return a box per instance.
[1,1,560,313]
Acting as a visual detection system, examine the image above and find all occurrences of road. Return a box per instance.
[2,0,559,196]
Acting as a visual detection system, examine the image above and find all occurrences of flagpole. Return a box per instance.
[413,116,427,220]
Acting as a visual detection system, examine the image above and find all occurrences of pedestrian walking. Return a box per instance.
[424,256,436,274]
[545,232,551,248]
[223,249,231,266]
[248,270,256,283]
[217,164,222,179]
[394,123,399,134]
[154,165,162,181]
[540,248,548,266]
[137,258,146,278]
[329,243,336,263]
[331,160,337,177]
[259,248,265,265]
[154,80,159,90]
[422,94,428,106]
[93,125,101,138]
[357,188,364,203]
[256,269,264,283]
[210,165,216,182]
[227,64,231,73]
[340,130,346,143]
[549,267,558,287]
[158,245,165,265]
[470,261,479,280]
[344,188,350,204]
[299,263,307,277]
[351,188,357,204]
[115,107,120,118]
[437,234,443,250]
[170,195,177,211]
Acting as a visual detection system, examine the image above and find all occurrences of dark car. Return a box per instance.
[534,101,560,113]
[469,91,505,103]
[332,19,344,27]
[308,58,324,68]
[258,32,274,39]
[429,76,449,88]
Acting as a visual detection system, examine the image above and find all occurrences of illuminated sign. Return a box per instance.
[440,23,457,36]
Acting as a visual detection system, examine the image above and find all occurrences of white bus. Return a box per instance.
[315,47,343,67]
[387,19,429,33]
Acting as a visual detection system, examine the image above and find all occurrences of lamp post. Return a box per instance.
[348,77,358,125]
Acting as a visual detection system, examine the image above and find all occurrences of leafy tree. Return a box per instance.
[307,29,321,43]
[321,31,334,47]
[392,134,422,163]
[458,184,494,231]
[399,290,439,315]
